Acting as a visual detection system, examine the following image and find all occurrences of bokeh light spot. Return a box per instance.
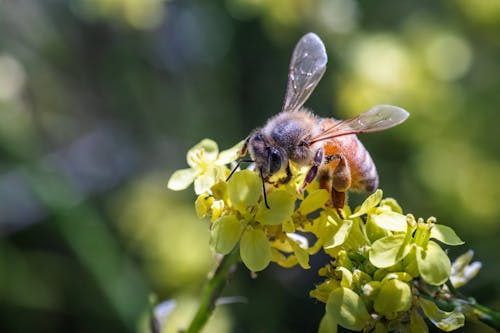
[110,173,215,291]
[317,0,359,34]
[122,0,165,30]
[70,0,166,30]
[457,0,500,26]
[0,54,26,101]
[425,34,473,82]
[350,35,411,89]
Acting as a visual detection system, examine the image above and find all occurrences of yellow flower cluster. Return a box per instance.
[168,139,481,333]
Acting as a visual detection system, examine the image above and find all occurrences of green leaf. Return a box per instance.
[430,224,464,246]
[167,168,197,191]
[370,211,407,232]
[299,189,330,215]
[374,279,412,317]
[240,228,272,272]
[369,234,409,268]
[326,287,370,331]
[419,298,465,331]
[256,190,295,225]
[324,220,353,249]
[350,189,383,218]
[187,139,219,167]
[318,313,338,333]
[211,216,242,254]
[227,170,261,212]
[416,241,451,285]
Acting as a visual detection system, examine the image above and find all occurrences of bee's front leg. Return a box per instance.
[299,149,323,192]
[269,164,293,186]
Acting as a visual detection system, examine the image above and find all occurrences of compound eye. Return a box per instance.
[253,133,263,142]
[268,149,282,175]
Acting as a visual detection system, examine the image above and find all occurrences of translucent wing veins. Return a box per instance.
[310,105,409,143]
[282,33,328,113]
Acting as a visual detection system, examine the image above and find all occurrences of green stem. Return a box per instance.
[444,281,500,331]
[462,300,500,330]
[184,248,240,333]
[419,281,500,331]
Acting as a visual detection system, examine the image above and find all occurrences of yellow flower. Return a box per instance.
[167,139,243,194]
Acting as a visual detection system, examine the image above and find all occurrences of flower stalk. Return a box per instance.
[184,248,240,333]
[468,301,500,330]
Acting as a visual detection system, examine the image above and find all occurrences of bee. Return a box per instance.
[234,33,409,211]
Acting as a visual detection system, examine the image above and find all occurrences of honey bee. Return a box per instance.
[235,33,409,210]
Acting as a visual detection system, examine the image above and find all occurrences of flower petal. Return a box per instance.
[318,313,338,333]
[227,170,261,212]
[187,139,219,167]
[326,287,370,331]
[240,228,272,272]
[167,168,198,191]
[211,215,242,254]
[419,298,464,331]
[350,189,383,217]
[216,141,244,165]
[324,220,353,249]
[194,174,215,195]
[298,189,330,215]
[416,240,451,285]
[410,309,429,333]
[430,224,464,246]
[370,211,407,232]
[369,234,409,268]
[374,279,412,317]
[255,190,295,225]
[287,235,310,269]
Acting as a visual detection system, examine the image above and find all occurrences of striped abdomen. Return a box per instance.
[320,120,379,193]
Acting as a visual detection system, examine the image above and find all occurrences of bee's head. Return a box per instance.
[247,131,287,180]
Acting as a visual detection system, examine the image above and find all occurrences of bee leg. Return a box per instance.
[325,153,351,215]
[240,139,249,156]
[300,149,324,192]
[271,164,293,186]
[282,164,293,183]
[332,190,346,218]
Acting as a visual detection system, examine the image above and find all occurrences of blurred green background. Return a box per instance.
[1,0,499,332]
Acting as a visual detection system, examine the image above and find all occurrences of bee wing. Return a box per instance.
[282,33,328,113]
[310,105,409,143]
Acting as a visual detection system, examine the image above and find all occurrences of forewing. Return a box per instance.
[310,105,409,143]
[282,33,328,113]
